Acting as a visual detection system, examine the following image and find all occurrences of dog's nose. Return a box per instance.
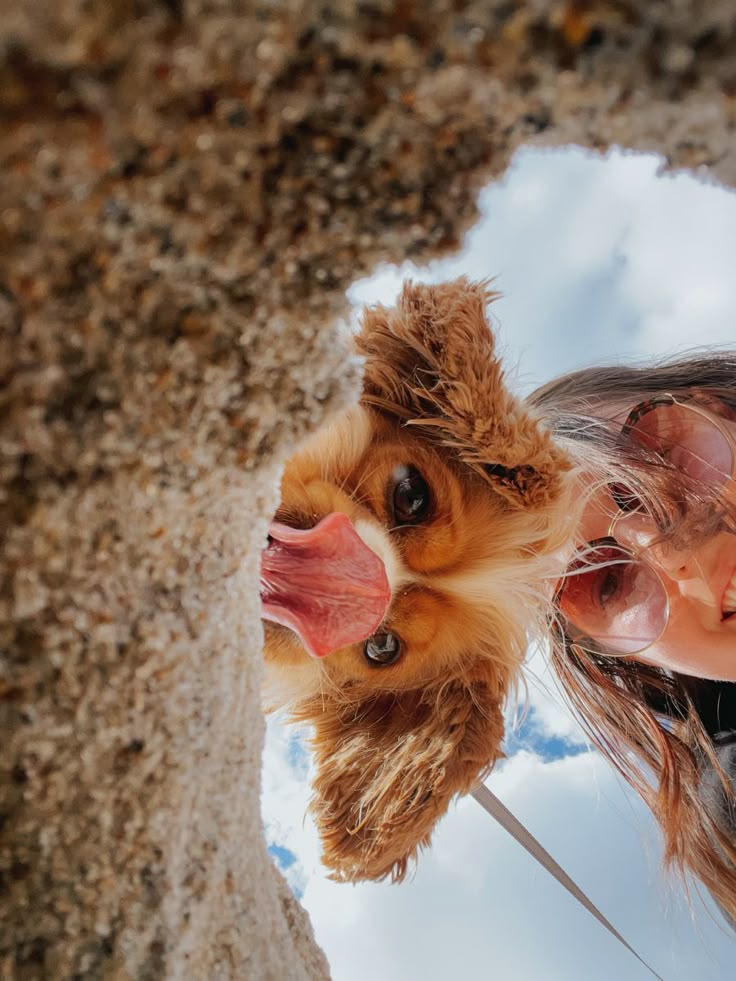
[260,512,391,657]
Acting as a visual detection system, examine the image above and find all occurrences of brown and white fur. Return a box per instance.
[262,279,574,882]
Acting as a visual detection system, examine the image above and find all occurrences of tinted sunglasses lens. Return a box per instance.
[625,402,732,490]
[558,543,668,656]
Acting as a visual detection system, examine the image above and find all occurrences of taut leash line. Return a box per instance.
[471,783,665,981]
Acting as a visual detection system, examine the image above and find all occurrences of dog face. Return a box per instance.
[261,279,573,882]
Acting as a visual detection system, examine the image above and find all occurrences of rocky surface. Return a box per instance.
[1,1,735,978]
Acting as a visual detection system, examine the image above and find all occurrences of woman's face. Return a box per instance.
[574,407,736,682]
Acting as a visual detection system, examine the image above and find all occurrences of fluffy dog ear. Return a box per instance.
[292,662,506,882]
[357,277,570,510]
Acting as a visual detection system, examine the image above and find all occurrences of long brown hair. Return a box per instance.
[528,351,736,923]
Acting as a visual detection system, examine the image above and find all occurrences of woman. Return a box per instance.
[528,352,736,925]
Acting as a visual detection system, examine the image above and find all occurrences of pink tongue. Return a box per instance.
[260,513,391,658]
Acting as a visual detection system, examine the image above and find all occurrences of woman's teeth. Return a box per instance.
[724,572,736,618]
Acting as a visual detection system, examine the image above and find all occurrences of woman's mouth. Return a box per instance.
[723,570,736,621]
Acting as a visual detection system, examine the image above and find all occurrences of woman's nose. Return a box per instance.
[612,511,696,582]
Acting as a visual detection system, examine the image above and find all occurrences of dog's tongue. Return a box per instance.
[260,513,391,658]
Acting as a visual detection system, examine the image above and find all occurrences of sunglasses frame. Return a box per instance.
[556,392,736,659]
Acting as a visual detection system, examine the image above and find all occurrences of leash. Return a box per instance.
[471,783,665,981]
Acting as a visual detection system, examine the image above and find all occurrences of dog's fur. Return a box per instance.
[263,279,573,881]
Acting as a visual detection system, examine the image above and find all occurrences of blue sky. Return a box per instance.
[261,146,736,980]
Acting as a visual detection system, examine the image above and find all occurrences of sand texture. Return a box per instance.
[2,1,735,978]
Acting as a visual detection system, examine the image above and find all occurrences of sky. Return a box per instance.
[261,146,736,981]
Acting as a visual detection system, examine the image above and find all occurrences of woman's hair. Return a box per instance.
[528,350,736,923]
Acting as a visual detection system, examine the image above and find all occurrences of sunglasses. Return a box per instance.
[556,394,736,657]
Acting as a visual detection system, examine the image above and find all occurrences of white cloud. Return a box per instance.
[261,713,321,894]
[511,640,589,748]
[348,146,736,391]
[299,752,733,981]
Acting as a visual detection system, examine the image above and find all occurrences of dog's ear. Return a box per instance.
[291,660,506,882]
[357,277,570,510]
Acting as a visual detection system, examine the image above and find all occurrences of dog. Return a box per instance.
[261,278,573,882]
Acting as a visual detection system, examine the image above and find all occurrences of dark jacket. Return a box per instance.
[692,680,736,929]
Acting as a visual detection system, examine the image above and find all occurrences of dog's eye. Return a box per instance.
[391,465,431,525]
[364,631,402,666]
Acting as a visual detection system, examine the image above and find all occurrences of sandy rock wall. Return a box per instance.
[1,1,735,978]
